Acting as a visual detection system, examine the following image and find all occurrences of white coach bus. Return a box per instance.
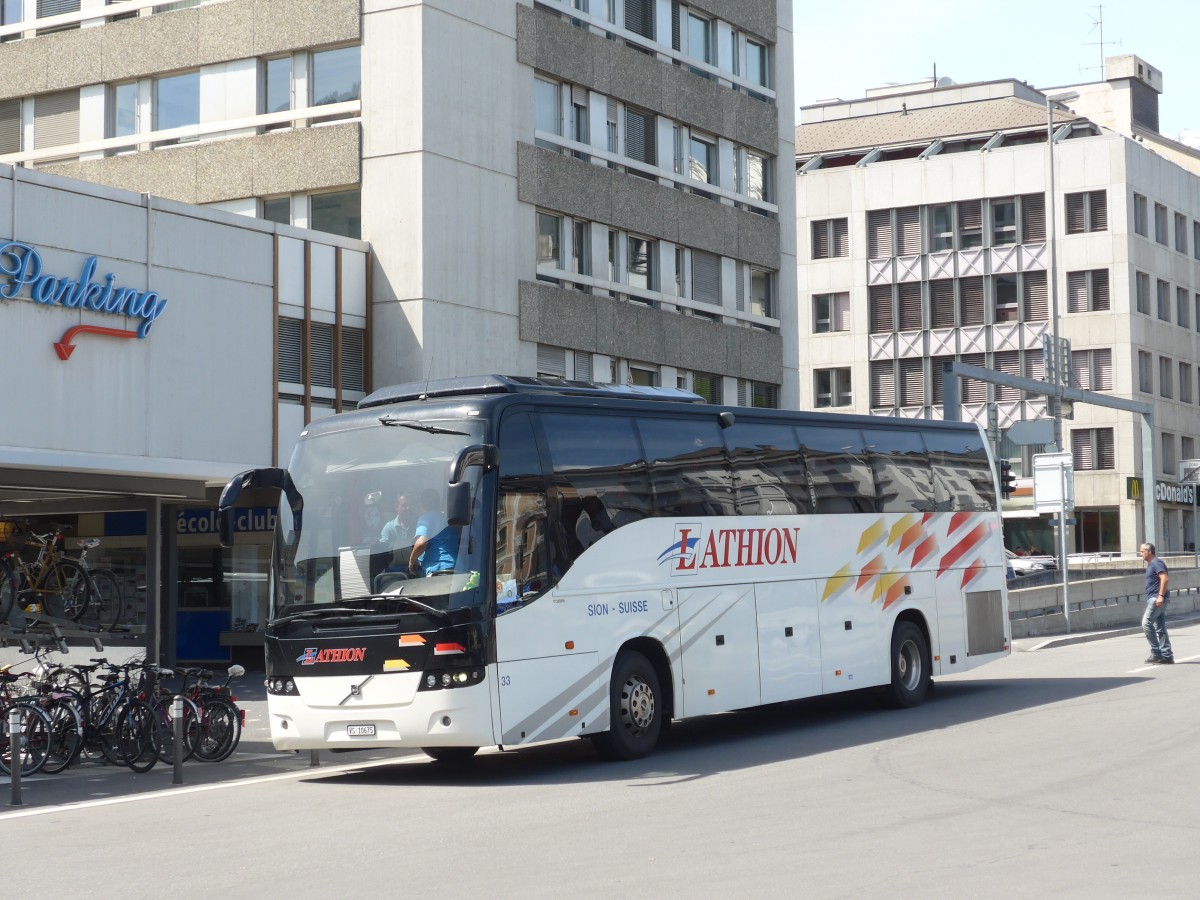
[219,375,1009,761]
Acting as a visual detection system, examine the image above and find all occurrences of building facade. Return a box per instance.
[796,56,1200,555]
[0,0,797,407]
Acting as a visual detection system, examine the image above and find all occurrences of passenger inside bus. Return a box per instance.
[575,495,614,550]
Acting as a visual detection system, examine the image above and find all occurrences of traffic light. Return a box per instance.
[999,459,1017,499]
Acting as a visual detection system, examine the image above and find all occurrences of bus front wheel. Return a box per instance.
[591,650,662,761]
[883,621,931,709]
[422,746,478,763]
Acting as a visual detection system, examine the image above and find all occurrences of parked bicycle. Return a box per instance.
[72,538,126,632]
[0,518,94,622]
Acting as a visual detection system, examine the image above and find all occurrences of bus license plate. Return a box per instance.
[347,724,376,737]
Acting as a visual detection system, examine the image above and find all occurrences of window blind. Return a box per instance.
[896,206,920,256]
[869,284,893,333]
[278,318,303,383]
[691,250,721,304]
[930,280,955,328]
[1021,194,1046,242]
[959,278,984,326]
[1023,271,1048,321]
[537,344,567,379]
[897,282,922,331]
[310,322,334,388]
[0,99,19,155]
[340,328,364,393]
[33,89,80,151]
[867,209,892,259]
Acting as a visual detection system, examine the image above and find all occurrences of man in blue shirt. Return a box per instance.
[408,488,459,576]
[1139,542,1174,664]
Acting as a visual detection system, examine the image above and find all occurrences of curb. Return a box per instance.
[1015,611,1200,652]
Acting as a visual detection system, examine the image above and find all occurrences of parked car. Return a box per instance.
[1006,547,1057,575]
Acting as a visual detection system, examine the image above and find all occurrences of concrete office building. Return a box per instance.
[795,55,1200,555]
[0,0,796,407]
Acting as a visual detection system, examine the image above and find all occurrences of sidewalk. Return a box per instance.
[1013,610,1200,652]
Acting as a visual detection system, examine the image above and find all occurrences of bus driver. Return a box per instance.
[408,488,459,576]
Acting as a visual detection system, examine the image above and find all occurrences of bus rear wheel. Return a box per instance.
[883,621,930,708]
[591,650,662,761]
[422,746,478,763]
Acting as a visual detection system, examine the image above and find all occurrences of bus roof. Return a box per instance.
[358,375,704,408]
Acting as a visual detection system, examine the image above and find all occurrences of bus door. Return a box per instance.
[677,584,761,716]
[755,580,822,704]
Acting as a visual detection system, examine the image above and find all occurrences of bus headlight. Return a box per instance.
[267,678,300,696]
[418,669,484,691]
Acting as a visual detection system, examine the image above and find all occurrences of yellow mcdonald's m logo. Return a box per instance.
[1127,477,1143,500]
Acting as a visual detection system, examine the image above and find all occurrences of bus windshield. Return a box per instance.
[270,416,489,623]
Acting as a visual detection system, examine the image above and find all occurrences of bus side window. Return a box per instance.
[923,431,997,512]
[723,421,808,515]
[637,417,735,516]
[862,428,936,513]
[540,413,651,566]
[496,412,551,604]
[796,425,877,513]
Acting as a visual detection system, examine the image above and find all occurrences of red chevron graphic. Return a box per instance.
[938,523,989,576]
[960,560,985,589]
[899,521,925,554]
[856,554,885,590]
[911,535,938,568]
[948,511,973,534]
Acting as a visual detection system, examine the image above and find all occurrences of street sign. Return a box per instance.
[1033,451,1074,512]
[1041,337,1072,388]
[1007,418,1054,446]
[1179,459,1200,485]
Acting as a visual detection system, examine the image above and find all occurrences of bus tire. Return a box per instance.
[422,746,479,763]
[883,621,930,709]
[591,650,662,761]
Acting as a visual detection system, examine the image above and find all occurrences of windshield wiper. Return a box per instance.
[270,607,378,626]
[378,416,469,436]
[339,593,449,621]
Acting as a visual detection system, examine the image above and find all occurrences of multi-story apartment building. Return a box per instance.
[796,55,1200,555]
[0,0,796,409]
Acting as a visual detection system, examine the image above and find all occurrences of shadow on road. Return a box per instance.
[305,675,1144,788]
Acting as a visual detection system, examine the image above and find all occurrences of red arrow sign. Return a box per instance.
[54,325,139,360]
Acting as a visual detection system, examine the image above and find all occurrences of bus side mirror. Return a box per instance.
[218,467,291,548]
[447,481,472,527]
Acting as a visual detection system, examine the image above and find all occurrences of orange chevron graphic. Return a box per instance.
[883,574,910,609]
[858,519,886,553]
[822,564,854,602]
[911,535,938,567]
[857,554,886,590]
[899,520,925,554]
[949,511,973,534]
[888,515,917,547]
[960,560,985,589]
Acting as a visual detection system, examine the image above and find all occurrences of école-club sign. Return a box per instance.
[0,240,169,359]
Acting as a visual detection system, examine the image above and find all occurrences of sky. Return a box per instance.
[792,1,1200,139]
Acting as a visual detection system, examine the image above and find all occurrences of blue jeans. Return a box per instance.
[1143,597,1173,660]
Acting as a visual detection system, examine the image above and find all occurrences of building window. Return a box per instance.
[1020,193,1046,243]
[1160,356,1173,398]
[750,268,774,319]
[690,249,721,305]
[1162,432,1176,475]
[813,292,849,333]
[929,204,953,252]
[278,317,303,383]
[626,235,655,294]
[1183,436,1195,461]
[572,220,591,282]
[310,190,360,239]
[811,218,848,259]
[957,200,983,249]
[263,55,293,126]
[623,105,656,169]
[1,0,23,42]
[993,274,1018,323]
[311,45,360,106]
[746,152,771,202]
[869,360,894,408]
[1070,348,1113,391]
[536,212,561,280]
[1065,190,1107,233]
[1194,222,1200,261]
[1157,279,1171,321]
[867,209,894,257]
[1138,350,1153,393]
[154,70,199,141]
[262,196,291,225]
[1071,428,1115,471]
[1135,272,1149,314]
[1133,193,1148,236]
[534,77,560,144]
[898,357,924,407]
[991,197,1017,245]
[691,371,721,403]
[1179,287,1190,328]
[869,284,894,332]
[688,134,715,185]
[32,90,80,159]
[746,40,769,89]
[109,82,137,139]
[1180,363,1193,404]
[1066,269,1110,312]
[1176,212,1188,253]
[1154,203,1168,245]
[0,97,19,154]
[623,0,653,39]
[739,379,779,408]
[569,87,588,157]
[686,12,714,67]
[815,368,852,408]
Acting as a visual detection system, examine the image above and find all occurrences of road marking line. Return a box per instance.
[0,754,421,821]
[1128,653,1198,673]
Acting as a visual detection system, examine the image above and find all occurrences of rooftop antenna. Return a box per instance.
[1081,5,1121,78]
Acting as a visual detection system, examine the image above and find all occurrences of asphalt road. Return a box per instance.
[3,624,1198,899]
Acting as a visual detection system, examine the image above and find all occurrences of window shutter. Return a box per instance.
[896,206,920,255]
[899,358,924,406]
[1065,194,1085,234]
[1022,194,1046,242]
[1070,350,1090,390]
[994,351,1020,400]
[831,218,848,256]
[278,318,303,383]
[1072,429,1093,471]
[735,262,745,312]
[960,353,986,403]
[624,108,654,164]
[959,277,984,326]
[931,356,952,404]
[574,351,593,382]
[867,209,892,258]
[1023,349,1044,382]
[1092,269,1110,311]
[897,282,922,331]
[340,328,364,393]
[624,0,652,38]
[691,250,721,304]
[1089,191,1108,231]
[1066,272,1087,313]
[310,322,334,388]
[930,280,955,328]
[869,360,895,408]
[957,200,982,234]
[33,90,80,151]
[37,0,80,15]
[1022,271,1047,320]
[737,378,749,406]
[832,293,850,331]
[869,284,893,333]
[537,344,567,379]
[671,0,680,50]
[1097,428,1114,469]
[811,222,829,259]
[1094,349,1113,390]
[0,99,19,156]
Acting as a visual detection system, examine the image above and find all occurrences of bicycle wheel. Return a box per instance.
[43,558,93,622]
[0,557,16,623]
[194,698,241,762]
[87,569,125,632]
[40,699,83,774]
[116,699,159,773]
[154,696,200,764]
[0,702,52,777]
